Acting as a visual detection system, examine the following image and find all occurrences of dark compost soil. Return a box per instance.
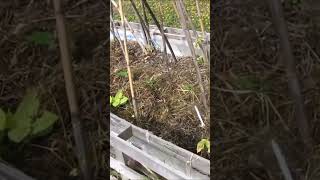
[213,0,320,179]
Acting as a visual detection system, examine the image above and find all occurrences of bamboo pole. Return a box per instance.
[195,0,205,38]
[111,0,147,54]
[52,0,92,180]
[158,0,169,65]
[110,5,125,53]
[140,0,178,63]
[267,0,313,150]
[119,0,138,119]
[177,1,209,64]
[174,0,209,113]
[129,0,154,51]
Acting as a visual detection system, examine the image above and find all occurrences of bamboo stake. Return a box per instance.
[111,0,147,54]
[195,0,209,63]
[267,0,313,150]
[119,0,138,119]
[158,0,169,65]
[140,0,178,63]
[174,0,209,113]
[195,0,205,38]
[129,0,154,51]
[52,0,92,180]
[176,1,209,64]
[110,5,125,53]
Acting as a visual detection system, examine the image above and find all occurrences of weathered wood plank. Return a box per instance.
[0,161,35,180]
[110,113,210,179]
[110,157,146,180]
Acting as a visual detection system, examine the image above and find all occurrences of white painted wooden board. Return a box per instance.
[110,113,210,180]
[110,157,146,180]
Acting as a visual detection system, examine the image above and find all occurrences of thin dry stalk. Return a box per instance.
[158,0,170,67]
[140,0,178,63]
[119,0,138,119]
[52,0,92,179]
[177,1,209,64]
[174,0,209,113]
[111,0,147,54]
[129,0,153,50]
[267,0,313,150]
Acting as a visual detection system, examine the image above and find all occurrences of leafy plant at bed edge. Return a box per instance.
[110,90,129,107]
[0,88,58,144]
[197,138,210,154]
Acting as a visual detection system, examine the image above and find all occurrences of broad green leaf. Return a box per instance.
[8,125,31,143]
[115,90,123,100]
[31,111,58,136]
[110,96,113,104]
[197,140,205,153]
[11,89,39,129]
[26,31,54,46]
[0,108,6,130]
[112,98,121,107]
[6,110,14,129]
[119,96,128,105]
[205,140,210,153]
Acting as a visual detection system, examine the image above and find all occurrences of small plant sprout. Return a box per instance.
[182,84,194,92]
[197,138,210,154]
[194,105,205,127]
[116,69,128,78]
[145,76,157,88]
[110,90,129,107]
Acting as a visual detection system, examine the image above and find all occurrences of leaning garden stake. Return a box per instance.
[119,0,139,119]
[267,0,313,150]
[174,0,209,113]
[53,0,92,179]
[141,0,178,63]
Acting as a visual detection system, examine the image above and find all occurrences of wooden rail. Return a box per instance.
[110,113,210,180]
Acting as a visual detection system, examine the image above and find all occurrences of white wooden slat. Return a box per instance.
[110,157,146,180]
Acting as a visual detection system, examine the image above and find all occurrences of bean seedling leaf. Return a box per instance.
[197,139,210,153]
[11,89,39,129]
[0,108,6,131]
[197,140,205,153]
[112,98,121,107]
[8,125,31,143]
[32,111,58,136]
[115,90,123,100]
[119,96,128,105]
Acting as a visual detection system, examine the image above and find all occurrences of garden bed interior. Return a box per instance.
[110,41,210,158]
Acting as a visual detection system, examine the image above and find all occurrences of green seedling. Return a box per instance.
[182,84,194,92]
[145,77,157,88]
[197,138,210,154]
[26,31,55,47]
[110,90,129,107]
[116,69,128,78]
[0,88,58,143]
[197,56,205,65]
